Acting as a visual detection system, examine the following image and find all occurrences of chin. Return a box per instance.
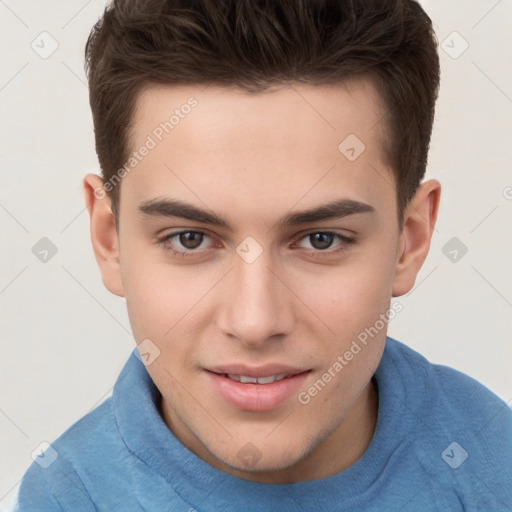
[227,451,302,477]
[209,433,314,477]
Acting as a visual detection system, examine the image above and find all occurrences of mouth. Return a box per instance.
[216,372,293,384]
[204,366,312,412]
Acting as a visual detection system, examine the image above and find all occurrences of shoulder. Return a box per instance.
[385,336,511,428]
[383,337,512,508]
[51,394,118,458]
[15,397,119,510]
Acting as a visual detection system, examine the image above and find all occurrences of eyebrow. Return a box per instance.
[138,197,375,230]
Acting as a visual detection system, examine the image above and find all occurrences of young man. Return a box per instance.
[14,0,511,510]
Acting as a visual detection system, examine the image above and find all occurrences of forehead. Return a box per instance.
[123,79,394,225]
[131,78,388,151]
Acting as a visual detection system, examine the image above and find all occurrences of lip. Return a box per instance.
[205,365,311,412]
[207,364,308,378]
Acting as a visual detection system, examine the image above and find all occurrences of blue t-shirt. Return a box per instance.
[13,337,512,511]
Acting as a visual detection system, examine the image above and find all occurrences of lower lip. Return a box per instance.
[205,371,310,412]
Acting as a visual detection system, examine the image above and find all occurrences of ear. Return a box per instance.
[83,174,125,297]
[392,179,441,297]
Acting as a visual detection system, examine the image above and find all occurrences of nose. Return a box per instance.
[217,247,295,349]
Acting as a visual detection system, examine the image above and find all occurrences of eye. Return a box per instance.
[174,231,206,249]
[158,230,214,257]
[157,229,355,259]
[295,231,355,256]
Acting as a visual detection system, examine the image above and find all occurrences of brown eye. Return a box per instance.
[308,232,335,250]
[294,231,355,258]
[178,231,204,249]
[158,230,213,258]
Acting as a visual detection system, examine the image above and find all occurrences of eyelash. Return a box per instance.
[157,230,355,259]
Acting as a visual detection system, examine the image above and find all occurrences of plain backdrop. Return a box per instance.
[1,0,511,508]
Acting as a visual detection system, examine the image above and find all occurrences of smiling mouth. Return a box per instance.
[205,369,312,411]
[221,373,294,384]
[207,370,311,385]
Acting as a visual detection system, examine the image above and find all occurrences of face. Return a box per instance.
[98,79,421,483]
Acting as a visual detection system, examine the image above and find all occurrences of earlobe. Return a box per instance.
[392,179,441,297]
[83,174,125,297]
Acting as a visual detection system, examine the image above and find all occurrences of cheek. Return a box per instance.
[292,247,395,401]
[121,245,220,347]
[302,253,396,337]
[120,241,180,340]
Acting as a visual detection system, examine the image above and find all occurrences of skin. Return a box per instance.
[83,78,440,484]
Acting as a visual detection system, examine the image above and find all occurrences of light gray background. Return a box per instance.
[1,0,511,508]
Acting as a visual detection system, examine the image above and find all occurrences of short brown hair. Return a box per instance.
[85,0,440,224]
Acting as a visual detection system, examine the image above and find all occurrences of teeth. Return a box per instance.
[226,374,289,384]
[239,375,259,384]
[257,374,288,384]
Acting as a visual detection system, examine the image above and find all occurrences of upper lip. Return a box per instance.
[206,364,310,378]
